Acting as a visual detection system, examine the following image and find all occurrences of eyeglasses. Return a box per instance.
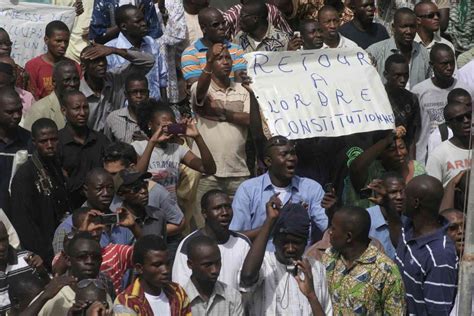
[77,278,106,290]
[448,112,472,123]
[417,12,440,19]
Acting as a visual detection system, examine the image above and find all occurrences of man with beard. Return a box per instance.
[79,43,154,132]
[173,190,250,290]
[10,119,70,267]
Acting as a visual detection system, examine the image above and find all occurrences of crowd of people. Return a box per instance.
[0,0,473,314]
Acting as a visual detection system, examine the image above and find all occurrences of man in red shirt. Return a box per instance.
[25,21,81,99]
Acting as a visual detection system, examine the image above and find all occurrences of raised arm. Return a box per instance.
[180,118,216,175]
[240,194,281,287]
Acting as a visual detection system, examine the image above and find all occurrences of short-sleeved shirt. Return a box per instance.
[366,205,397,259]
[24,56,81,100]
[190,81,250,178]
[426,140,471,186]
[172,230,250,290]
[395,219,458,315]
[103,107,143,143]
[230,172,328,251]
[181,39,247,81]
[240,252,333,316]
[58,126,109,194]
[234,25,290,53]
[366,37,431,89]
[339,21,390,49]
[321,244,405,315]
[131,141,189,200]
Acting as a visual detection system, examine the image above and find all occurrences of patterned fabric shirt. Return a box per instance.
[181,39,246,82]
[322,244,406,315]
[446,0,474,51]
[101,243,133,294]
[89,0,162,40]
[234,25,290,53]
[223,3,293,37]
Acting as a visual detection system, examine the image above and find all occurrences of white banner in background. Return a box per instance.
[0,0,75,67]
[245,48,395,139]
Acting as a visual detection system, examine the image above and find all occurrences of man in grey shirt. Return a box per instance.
[79,44,155,132]
[367,7,430,90]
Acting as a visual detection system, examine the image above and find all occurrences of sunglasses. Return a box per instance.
[77,278,106,290]
[448,112,472,123]
[417,12,440,19]
[124,181,147,194]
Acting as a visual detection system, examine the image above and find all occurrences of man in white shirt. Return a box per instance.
[240,199,332,316]
[427,88,472,154]
[172,190,250,290]
[426,100,472,186]
[412,43,472,164]
[458,60,474,93]
[414,2,455,53]
[318,5,359,49]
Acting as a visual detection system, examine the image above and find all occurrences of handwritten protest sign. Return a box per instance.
[0,0,75,67]
[245,48,395,139]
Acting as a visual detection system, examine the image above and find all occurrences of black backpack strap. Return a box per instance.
[439,123,449,141]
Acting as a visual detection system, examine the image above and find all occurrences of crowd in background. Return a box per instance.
[0,0,473,314]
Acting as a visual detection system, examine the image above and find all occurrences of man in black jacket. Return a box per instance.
[10,118,71,269]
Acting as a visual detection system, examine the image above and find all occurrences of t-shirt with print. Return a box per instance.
[412,78,472,164]
[24,56,81,100]
[132,141,189,200]
[425,140,471,186]
[144,291,171,316]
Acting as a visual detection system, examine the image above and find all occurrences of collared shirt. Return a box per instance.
[190,81,251,178]
[234,25,290,54]
[22,92,65,131]
[240,252,333,316]
[106,33,167,100]
[322,244,406,315]
[57,126,109,194]
[103,107,142,143]
[224,3,293,37]
[173,230,250,290]
[89,0,162,41]
[414,32,456,54]
[181,39,247,81]
[230,172,328,251]
[81,49,154,132]
[52,212,134,255]
[395,218,458,315]
[366,205,397,259]
[184,280,244,316]
[367,37,431,89]
[137,205,167,239]
[0,126,30,211]
[321,33,360,49]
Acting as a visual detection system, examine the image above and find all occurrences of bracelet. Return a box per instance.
[203,68,212,75]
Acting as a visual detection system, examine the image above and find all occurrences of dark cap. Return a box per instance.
[114,169,151,191]
[273,203,310,239]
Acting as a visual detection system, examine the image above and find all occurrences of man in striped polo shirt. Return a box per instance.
[393,175,458,315]
[181,7,247,87]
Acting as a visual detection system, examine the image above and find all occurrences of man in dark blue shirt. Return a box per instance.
[89,0,162,44]
[339,0,389,49]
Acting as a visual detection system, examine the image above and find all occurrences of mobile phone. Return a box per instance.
[166,123,187,135]
[359,187,373,199]
[286,263,298,276]
[324,183,334,193]
[100,213,119,226]
[294,31,301,38]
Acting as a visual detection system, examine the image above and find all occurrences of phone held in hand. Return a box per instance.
[100,213,119,226]
[323,183,334,193]
[359,187,373,199]
[165,123,187,135]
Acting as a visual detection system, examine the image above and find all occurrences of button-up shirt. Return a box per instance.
[184,280,244,316]
[103,107,142,143]
[0,127,30,211]
[395,218,458,315]
[322,244,406,315]
[106,33,167,100]
[57,126,109,194]
[80,49,155,132]
[367,37,431,89]
[230,172,328,250]
[414,32,456,54]
[234,25,290,53]
[366,205,397,259]
[89,0,162,41]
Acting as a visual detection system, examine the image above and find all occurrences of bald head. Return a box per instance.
[405,175,444,218]
[198,7,222,25]
[85,168,112,187]
[0,87,20,104]
[198,7,226,43]
[187,235,220,261]
[336,206,371,242]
